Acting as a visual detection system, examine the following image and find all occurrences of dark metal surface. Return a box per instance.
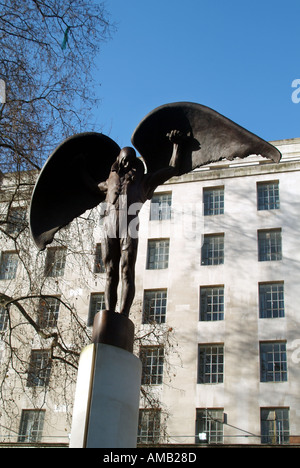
[131,102,281,175]
[30,132,120,250]
[92,310,135,353]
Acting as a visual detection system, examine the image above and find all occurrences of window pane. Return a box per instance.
[38,297,60,328]
[6,207,27,235]
[150,193,172,220]
[18,410,45,443]
[27,350,52,387]
[143,290,167,324]
[261,408,289,444]
[257,182,280,211]
[140,347,164,385]
[258,230,282,262]
[198,345,224,384]
[260,342,287,382]
[201,235,224,265]
[259,283,284,318]
[200,286,224,321]
[0,306,8,332]
[203,188,224,216]
[138,410,161,444]
[196,409,224,444]
[0,252,18,280]
[45,248,67,277]
[88,293,105,326]
[94,244,105,273]
[147,240,169,270]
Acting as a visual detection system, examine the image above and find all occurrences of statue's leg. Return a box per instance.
[101,236,120,313]
[119,238,138,317]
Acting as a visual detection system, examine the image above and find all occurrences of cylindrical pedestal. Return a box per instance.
[69,311,142,448]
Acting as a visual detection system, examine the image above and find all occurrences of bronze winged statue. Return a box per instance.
[30,102,281,319]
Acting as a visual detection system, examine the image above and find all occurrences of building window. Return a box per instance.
[0,251,18,280]
[203,187,224,216]
[87,293,105,326]
[257,181,280,211]
[260,342,287,382]
[146,239,169,270]
[142,290,167,324]
[37,297,60,328]
[18,410,45,443]
[195,409,224,444]
[259,283,284,319]
[260,408,289,444]
[201,234,224,265]
[45,247,67,277]
[198,344,224,384]
[258,229,282,262]
[6,207,27,235]
[150,193,172,220]
[137,409,161,445]
[0,306,8,332]
[200,286,224,321]
[94,244,105,274]
[140,346,164,385]
[27,350,52,387]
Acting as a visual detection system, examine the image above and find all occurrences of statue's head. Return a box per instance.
[117,147,145,178]
[118,147,137,171]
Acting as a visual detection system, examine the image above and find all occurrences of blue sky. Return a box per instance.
[92,0,300,149]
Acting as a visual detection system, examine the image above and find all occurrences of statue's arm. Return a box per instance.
[98,180,108,194]
[145,130,186,194]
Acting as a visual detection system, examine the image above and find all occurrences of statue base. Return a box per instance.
[92,310,135,353]
[69,311,141,448]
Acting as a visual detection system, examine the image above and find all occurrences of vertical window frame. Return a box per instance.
[203,186,224,216]
[198,344,224,384]
[142,289,167,324]
[201,234,224,266]
[258,229,282,262]
[146,239,170,270]
[257,181,280,211]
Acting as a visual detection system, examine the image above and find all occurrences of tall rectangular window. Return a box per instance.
[45,247,67,277]
[0,251,18,280]
[27,350,52,387]
[137,409,161,445]
[203,187,224,216]
[259,283,284,318]
[201,234,224,265]
[140,346,164,385]
[37,297,60,328]
[146,239,169,270]
[260,341,287,382]
[198,344,224,384]
[6,207,27,235]
[18,410,45,443]
[258,229,282,262]
[0,306,8,332]
[257,181,280,211]
[200,286,224,321]
[195,409,224,444]
[150,193,172,220]
[94,244,105,274]
[142,290,167,324]
[87,293,105,326]
[260,408,289,444]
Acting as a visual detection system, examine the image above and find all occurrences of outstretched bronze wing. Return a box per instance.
[131,102,281,174]
[30,132,120,250]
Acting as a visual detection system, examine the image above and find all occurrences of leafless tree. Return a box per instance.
[0,2,179,444]
[0,0,114,173]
